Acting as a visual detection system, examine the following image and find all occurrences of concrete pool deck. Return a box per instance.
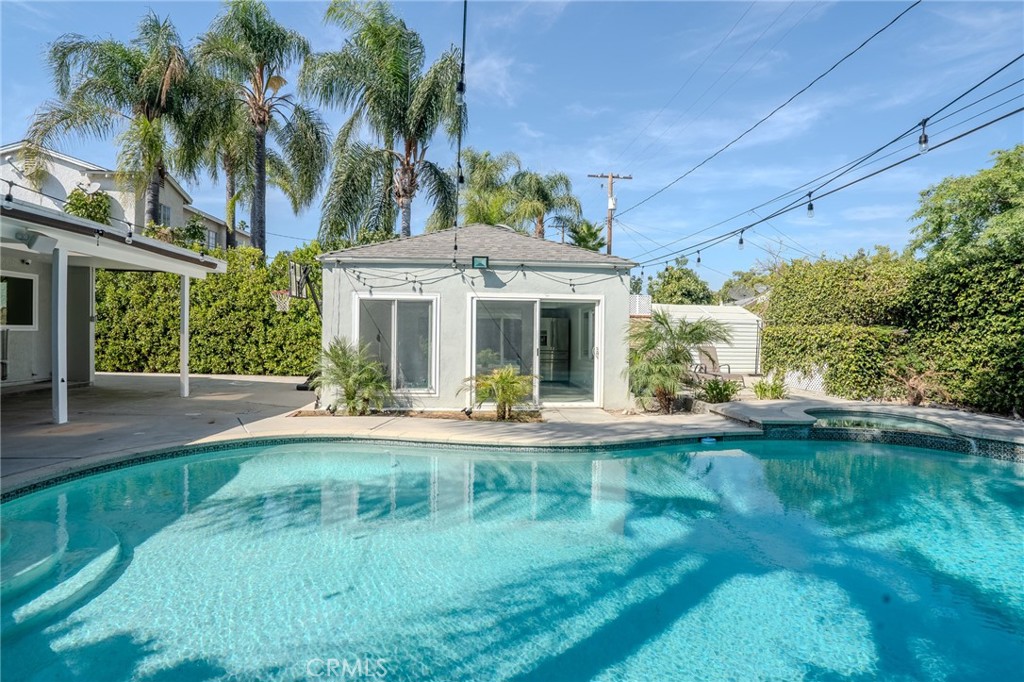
[3,372,1022,496]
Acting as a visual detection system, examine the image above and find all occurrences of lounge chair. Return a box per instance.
[693,345,746,386]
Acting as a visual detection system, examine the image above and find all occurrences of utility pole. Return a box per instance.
[587,173,631,255]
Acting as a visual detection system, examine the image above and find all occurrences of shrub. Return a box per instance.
[64,188,112,225]
[96,244,322,376]
[311,338,392,415]
[762,324,906,401]
[462,365,534,420]
[699,378,740,403]
[626,310,730,414]
[752,375,788,400]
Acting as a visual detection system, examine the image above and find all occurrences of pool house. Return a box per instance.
[319,224,637,411]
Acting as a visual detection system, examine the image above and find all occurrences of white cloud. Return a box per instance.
[476,1,568,32]
[514,121,544,139]
[841,204,911,222]
[465,53,523,106]
[564,102,611,119]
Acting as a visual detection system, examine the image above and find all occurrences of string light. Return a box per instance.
[696,250,701,264]
[455,80,465,107]
[806,192,814,219]
[918,118,929,153]
[738,230,745,250]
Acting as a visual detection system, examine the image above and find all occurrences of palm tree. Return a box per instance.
[626,310,731,414]
[567,218,607,251]
[300,0,464,241]
[197,0,328,254]
[25,12,197,226]
[508,170,582,240]
[458,147,521,226]
[311,338,392,415]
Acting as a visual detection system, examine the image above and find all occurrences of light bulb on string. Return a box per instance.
[918,118,929,153]
[696,251,701,265]
[455,80,465,107]
[738,230,745,250]
[806,192,814,219]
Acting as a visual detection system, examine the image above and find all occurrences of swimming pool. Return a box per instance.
[2,440,1021,681]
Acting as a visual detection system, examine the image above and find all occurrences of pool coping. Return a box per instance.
[4,397,1022,502]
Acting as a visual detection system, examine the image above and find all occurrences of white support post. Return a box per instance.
[51,246,68,424]
[88,266,96,384]
[179,275,190,398]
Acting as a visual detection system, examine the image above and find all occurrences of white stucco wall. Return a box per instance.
[321,261,633,410]
[1,250,51,386]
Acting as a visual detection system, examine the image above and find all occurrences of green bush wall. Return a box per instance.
[95,245,322,376]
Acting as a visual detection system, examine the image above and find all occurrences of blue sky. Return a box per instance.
[2,0,1021,288]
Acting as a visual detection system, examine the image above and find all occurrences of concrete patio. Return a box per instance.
[3,372,1022,496]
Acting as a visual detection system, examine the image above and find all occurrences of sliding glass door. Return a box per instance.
[474,299,537,402]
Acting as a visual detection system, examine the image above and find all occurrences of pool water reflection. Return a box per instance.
[2,440,1021,681]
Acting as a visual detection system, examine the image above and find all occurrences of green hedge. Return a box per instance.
[95,245,322,376]
[904,231,1024,414]
[762,324,906,400]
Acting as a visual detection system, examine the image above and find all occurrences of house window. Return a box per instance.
[206,229,219,250]
[159,203,172,226]
[358,299,434,390]
[0,274,37,331]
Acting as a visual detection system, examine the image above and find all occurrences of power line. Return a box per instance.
[618,0,923,217]
[627,0,807,174]
[612,2,756,165]
[622,68,1023,264]
[635,106,1023,267]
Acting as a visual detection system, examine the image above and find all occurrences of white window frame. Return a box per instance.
[0,272,39,332]
[159,203,172,226]
[206,229,219,250]
[352,292,440,395]
[465,292,606,408]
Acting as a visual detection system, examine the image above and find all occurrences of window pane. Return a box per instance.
[396,301,432,389]
[0,276,34,327]
[358,300,393,378]
[475,300,535,377]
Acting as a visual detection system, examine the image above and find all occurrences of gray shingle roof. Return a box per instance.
[320,224,637,269]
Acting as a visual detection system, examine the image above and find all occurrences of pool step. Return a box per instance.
[1,522,122,639]
[0,521,64,601]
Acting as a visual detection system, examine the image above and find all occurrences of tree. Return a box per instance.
[567,218,607,251]
[508,170,581,239]
[456,147,521,227]
[717,268,770,302]
[647,258,713,305]
[626,310,731,413]
[197,0,329,255]
[301,0,463,241]
[910,145,1023,256]
[26,12,198,226]
[629,275,643,295]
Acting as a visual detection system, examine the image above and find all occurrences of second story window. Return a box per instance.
[206,230,218,250]
[159,203,171,226]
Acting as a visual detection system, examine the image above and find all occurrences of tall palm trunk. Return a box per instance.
[534,216,544,240]
[145,167,162,225]
[224,159,237,249]
[251,122,267,254]
[400,199,412,238]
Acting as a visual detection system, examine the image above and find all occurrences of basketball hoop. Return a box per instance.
[270,289,291,312]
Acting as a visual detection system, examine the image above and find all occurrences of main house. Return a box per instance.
[319,224,637,411]
[0,141,250,250]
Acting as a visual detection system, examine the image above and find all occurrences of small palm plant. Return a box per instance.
[626,310,731,414]
[311,338,392,415]
[462,365,534,421]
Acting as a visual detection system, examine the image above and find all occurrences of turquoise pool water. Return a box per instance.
[2,440,1022,681]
